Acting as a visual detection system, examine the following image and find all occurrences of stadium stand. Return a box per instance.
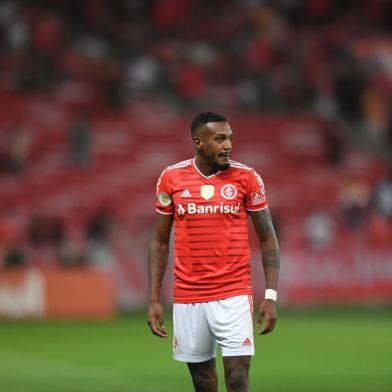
[0,0,391,309]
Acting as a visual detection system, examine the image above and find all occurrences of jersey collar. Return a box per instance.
[192,158,222,179]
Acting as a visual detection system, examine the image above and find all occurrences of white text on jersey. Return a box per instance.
[177,202,240,215]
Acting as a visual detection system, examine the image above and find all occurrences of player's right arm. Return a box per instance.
[147,211,173,338]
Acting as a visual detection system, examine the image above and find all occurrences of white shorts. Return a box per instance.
[173,295,255,363]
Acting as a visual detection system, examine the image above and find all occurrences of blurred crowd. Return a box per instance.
[304,169,392,249]
[1,0,392,272]
[1,166,391,270]
[0,0,392,150]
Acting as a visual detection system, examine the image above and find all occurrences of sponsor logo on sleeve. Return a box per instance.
[221,184,237,200]
[251,191,263,205]
[158,192,172,206]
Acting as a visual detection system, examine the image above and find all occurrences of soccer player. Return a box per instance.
[148,112,280,392]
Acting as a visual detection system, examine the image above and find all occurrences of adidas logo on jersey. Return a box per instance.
[177,202,240,215]
[242,338,252,346]
[180,189,192,198]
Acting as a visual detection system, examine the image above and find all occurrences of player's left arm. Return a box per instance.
[249,207,280,335]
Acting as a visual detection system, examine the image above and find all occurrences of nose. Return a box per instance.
[224,139,231,150]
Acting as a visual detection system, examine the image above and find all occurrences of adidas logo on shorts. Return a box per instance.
[242,338,252,346]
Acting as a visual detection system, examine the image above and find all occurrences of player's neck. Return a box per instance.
[194,156,220,177]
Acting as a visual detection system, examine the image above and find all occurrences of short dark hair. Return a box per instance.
[190,112,227,137]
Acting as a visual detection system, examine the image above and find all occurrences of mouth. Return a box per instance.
[219,152,231,158]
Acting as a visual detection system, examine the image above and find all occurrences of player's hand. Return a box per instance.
[147,301,168,338]
[257,299,277,335]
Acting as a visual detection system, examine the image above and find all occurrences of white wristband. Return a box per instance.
[265,289,277,302]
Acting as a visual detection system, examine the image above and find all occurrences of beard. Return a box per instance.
[211,161,230,171]
[198,149,231,173]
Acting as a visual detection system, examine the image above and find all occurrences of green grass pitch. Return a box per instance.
[0,309,391,391]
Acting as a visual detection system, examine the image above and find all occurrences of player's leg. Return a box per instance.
[223,355,251,392]
[187,358,218,392]
[173,302,217,391]
[206,295,255,392]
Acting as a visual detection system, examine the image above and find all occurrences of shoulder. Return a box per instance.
[229,160,253,173]
[159,159,193,178]
[229,160,266,186]
[166,159,193,171]
[229,160,266,177]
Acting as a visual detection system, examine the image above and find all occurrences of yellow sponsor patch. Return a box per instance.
[200,185,214,200]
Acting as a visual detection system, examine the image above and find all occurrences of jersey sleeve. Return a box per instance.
[244,169,268,211]
[155,169,174,215]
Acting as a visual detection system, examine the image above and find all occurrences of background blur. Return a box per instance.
[0,1,391,391]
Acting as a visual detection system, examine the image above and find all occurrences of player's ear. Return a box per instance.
[192,136,202,150]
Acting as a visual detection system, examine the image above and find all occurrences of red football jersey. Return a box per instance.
[155,158,268,303]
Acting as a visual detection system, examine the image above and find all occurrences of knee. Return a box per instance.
[225,369,248,390]
[192,372,217,391]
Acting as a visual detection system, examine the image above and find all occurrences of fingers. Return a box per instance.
[147,317,168,338]
[256,312,264,335]
[158,320,168,337]
[147,302,168,338]
[257,299,277,335]
[260,316,277,335]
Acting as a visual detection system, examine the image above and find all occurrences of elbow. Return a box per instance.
[150,239,169,253]
[259,232,279,247]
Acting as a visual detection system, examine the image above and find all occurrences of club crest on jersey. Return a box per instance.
[221,184,237,200]
[200,185,214,200]
[158,192,172,206]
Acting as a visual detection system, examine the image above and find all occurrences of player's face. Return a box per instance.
[195,122,233,170]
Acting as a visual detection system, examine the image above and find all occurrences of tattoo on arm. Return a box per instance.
[250,208,274,242]
[250,208,280,279]
[262,249,280,269]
